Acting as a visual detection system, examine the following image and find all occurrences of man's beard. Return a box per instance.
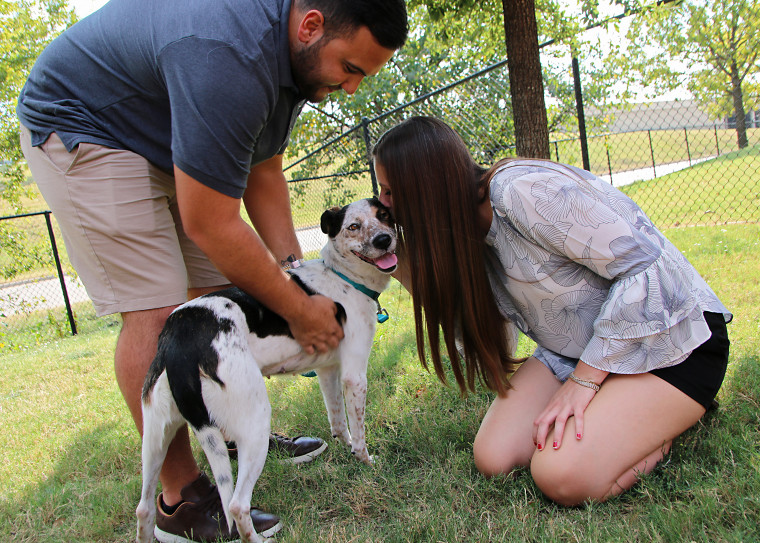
[291,39,330,103]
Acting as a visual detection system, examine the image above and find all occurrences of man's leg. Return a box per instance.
[116,306,200,505]
[20,130,282,539]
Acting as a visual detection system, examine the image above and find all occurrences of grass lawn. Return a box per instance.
[1,222,758,542]
[620,145,760,228]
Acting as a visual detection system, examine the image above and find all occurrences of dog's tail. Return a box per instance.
[194,425,235,532]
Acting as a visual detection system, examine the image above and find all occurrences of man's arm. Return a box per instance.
[242,155,302,264]
[174,165,343,353]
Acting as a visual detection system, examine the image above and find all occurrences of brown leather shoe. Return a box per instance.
[154,473,281,542]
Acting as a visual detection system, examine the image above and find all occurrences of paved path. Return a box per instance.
[601,156,715,187]
[0,275,90,316]
[297,225,327,255]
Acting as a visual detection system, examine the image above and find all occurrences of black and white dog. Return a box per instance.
[135,198,397,543]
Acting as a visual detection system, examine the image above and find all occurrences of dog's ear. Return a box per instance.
[320,206,345,238]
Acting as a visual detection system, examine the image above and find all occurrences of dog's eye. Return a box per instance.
[347,223,360,231]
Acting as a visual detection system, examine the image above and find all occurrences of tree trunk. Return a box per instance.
[501,0,550,159]
[730,60,748,150]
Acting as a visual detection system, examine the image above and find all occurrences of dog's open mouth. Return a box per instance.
[352,250,398,272]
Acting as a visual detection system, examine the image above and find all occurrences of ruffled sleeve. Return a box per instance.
[487,161,731,375]
[581,249,721,373]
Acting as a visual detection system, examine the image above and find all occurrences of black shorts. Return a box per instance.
[650,312,730,409]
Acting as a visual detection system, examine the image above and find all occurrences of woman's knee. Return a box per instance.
[472,434,527,478]
[530,451,608,506]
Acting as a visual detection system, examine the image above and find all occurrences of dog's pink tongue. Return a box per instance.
[375,253,398,270]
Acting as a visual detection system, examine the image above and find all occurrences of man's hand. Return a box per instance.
[287,294,344,354]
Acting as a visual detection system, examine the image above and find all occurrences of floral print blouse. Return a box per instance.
[484,159,732,377]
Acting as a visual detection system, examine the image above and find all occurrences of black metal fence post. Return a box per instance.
[684,128,692,166]
[44,211,77,335]
[605,135,613,184]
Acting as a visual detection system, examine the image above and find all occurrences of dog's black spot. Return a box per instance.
[210,287,294,338]
[204,431,221,451]
[145,305,233,430]
[335,302,347,326]
[289,274,317,297]
[210,281,345,331]
[368,198,395,227]
[143,280,348,430]
[143,357,165,399]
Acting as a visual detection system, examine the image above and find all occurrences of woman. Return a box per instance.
[372,116,731,506]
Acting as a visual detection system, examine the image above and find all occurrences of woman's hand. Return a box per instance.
[532,363,608,451]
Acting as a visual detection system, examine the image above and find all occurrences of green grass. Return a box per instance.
[289,170,373,230]
[553,127,758,176]
[1,223,759,542]
[621,145,760,228]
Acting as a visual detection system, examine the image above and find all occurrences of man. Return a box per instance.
[17,0,407,540]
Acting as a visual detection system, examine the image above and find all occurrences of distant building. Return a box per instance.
[601,100,717,132]
[593,100,759,133]
[727,110,760,129]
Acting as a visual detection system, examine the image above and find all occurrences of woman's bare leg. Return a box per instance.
[529,372,706,506]
[473,358,561,477]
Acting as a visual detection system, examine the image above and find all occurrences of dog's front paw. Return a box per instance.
[352,448,373,465]
[332,431,351,447]
[135,501,156,543]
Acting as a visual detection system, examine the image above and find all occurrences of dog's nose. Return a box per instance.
[373,233,392,250]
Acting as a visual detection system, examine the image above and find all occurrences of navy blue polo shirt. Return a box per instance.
[17,0,305,198]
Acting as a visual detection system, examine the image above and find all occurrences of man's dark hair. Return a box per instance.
[297,0,408,50]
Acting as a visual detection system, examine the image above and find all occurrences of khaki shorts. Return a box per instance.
[20,126,228,316]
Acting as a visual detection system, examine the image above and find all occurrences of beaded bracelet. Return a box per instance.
[568,372,601,392]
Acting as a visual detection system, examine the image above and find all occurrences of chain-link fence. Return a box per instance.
[0,211,93,352]
[3,44,758,351]
[285,58,759,246]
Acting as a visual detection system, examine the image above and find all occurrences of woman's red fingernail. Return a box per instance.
[577,433,582,440]
[537,443,543,451]
[553,441,558,449]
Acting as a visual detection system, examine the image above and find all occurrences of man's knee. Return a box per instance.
[116,306,178,371]
[120,306,177,334]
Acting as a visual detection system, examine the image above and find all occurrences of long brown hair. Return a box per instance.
[372,116,518,395]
